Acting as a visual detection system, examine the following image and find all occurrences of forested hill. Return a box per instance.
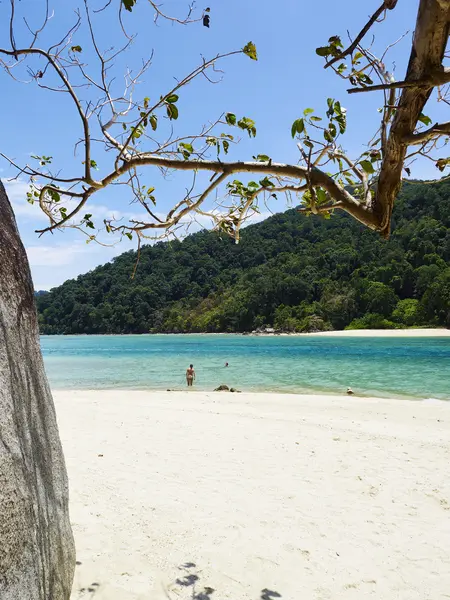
[37,181,450,334]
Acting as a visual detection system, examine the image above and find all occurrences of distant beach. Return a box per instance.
[58,390,450,600]
[303,328,450,337]
[244,328,450,337]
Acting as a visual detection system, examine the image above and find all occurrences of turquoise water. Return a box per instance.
[40,334,450,400]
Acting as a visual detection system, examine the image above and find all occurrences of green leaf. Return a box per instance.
[143,97,150,109]
[90,160,98,170]
[237,117,256,137]
[359,159,375,174]
[71,45,82,53]
[310,116,322,122]
[328,35,343,48]
[48,189,60,203]
[222,140,230,154]
[291,118,304,138]
[166,94,179,104]
[328,122,337,138]
[316,46,331,57]
[179,143,193,153]
[254,154,270,162]
[323,129,333,143]
[166,103,179,120]
[179,142,193,159]
[225,113,237,126]
[259,176,273,188]
[206,137,217,146]
[436,157,450,172]
[357,73,373,86]
[352,51,363,63]
[335,114,347,134]
[418,113,432,126]
[303,108,314,116]
[243,41,258,60]
[125,232,133,240]
[121,0,137,12]
[344,175,355,186]
[131,125,143,139]
[315,188,328,204]
[150,115,157,131]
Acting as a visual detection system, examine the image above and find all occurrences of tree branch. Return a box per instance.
[35,155,379,236]
[347,67,450,94]
[369,0,450,237]
[404,120,450,144]
[325,0,398,69]
[0,46,95,184]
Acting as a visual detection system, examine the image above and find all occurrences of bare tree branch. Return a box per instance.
[347,68,450,94]
[325,0,398,69]
[404,121,450,144]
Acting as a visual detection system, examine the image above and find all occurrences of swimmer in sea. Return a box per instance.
[186,364,196,387]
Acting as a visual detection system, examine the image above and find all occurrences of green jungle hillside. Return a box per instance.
[37,181,450,334]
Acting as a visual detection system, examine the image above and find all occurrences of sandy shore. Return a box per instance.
[56,390,450,600]
[305,328,450,337]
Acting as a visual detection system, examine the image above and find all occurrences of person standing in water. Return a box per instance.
[186,364,196,387]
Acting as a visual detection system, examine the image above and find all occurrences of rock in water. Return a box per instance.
[214,384,230,391]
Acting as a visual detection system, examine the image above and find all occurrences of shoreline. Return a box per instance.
[41,327,450,337]
[56,390,450,600]
[302,328,450,337]
[53,387,448,402]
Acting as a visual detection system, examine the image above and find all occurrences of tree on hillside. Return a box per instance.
[0,1,450,598]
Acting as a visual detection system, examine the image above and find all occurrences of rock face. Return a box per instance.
[0,181,75,599]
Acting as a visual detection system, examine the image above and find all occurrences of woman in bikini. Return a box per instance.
[186,364,195,387]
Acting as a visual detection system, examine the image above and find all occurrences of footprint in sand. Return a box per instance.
[368,485,379,497]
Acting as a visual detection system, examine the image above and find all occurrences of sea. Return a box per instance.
[40,334,450,400]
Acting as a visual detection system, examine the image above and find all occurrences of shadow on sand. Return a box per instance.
[75,560,282,600]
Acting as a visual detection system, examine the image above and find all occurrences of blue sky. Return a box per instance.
[0,1,443,289]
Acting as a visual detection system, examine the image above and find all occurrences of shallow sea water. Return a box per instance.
[40,334,450,400]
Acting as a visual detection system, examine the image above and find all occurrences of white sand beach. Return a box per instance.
[306,328,450,337]
[57,390,450,600]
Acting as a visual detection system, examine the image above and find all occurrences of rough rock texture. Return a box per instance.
[0,181,75,599]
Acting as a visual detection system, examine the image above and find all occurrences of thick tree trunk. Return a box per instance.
[374,0,450,237]
[0,181,75,599]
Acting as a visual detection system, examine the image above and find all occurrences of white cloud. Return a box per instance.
[27,240,131,289]
[2,178,49,222]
